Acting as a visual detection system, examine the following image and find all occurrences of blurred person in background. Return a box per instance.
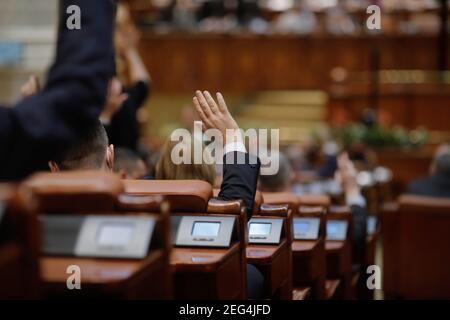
[407,144,450,198]
[114,147,148,179]
[274,2,317,34]
[100,4,151,153]
[258,151,294,192]
[335,152,368,274]
[155,137,216,185]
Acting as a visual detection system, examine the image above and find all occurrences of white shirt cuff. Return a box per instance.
[346,192,366,208]
[224,140,247,155]
[224,132,247,154]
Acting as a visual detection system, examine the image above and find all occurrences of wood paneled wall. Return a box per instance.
[138,33,450,93]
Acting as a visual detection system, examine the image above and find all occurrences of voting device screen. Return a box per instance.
[176,216,236,247]
[247,218,283,244]
[293,218,320,240]
[326,220,348,241]
[192,222,221,237]
[97,222,135,248]
[249,222,272,236]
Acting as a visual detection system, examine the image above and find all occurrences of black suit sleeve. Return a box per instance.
[0,0,115,180]
[218,152,260,218]
[350,204,368,269]
[106,80,150,150]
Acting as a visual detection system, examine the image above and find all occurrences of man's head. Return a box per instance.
[48,120,114,172]
[258,152,293,192]
[113,147,147,179]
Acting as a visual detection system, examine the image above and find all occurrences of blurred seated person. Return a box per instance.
[100,4,151,152]
[317,140,339,178]
[172,0,198,31]
[197,0,226,21]
[114,147,148,179]
[274,5,317,34]
[155,138,216,185]
[258,152,294,192]
[325,6,358,35]
[48,120,114,173]
[407,144,450,198]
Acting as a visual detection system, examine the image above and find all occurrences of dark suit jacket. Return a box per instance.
[218,152,260,218]
[407,174,450,198]
[218,151,262,298]
[351,204,368,270]
[0,0,114,181]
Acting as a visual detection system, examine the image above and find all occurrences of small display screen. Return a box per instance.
[97,223,135,247]
[327,223,339,237]
[249,223,272,236]
[192,222,221,237]
[326,221,347,240]
[294,221,310,235]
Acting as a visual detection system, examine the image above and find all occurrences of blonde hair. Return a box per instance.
[156,138,216,186]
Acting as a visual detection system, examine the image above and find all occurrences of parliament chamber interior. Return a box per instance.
[1,0,450,303]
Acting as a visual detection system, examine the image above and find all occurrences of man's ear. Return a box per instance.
[106,144,114,171]
[48,161,60,173]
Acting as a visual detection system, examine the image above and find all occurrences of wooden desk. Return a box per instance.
[291,206,328,299]
[246,240,291,299]
[292,239,326,299]
[0,186,40,299]
[326,207,354,299]
[325,241,351,279]
[40,249,169,299]
[170,242,244,299]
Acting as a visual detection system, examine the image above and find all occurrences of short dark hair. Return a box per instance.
[54,120,109,170]
[113,147,144,176]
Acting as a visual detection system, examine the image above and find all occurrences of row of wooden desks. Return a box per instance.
[0,173,380,300]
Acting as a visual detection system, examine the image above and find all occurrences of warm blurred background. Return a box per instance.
[2,0,449,197]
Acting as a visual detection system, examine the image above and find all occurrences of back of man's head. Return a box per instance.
[113,147,147,179]
[259,152,292,192]
[50,120,109,171]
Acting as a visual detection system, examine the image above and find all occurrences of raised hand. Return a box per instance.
[192,90,239,145]
[335,152,360,195]
[99,78,128,124]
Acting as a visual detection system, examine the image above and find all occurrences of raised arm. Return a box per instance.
[0,0,115,180]
[336,152,368,268]
[193,90,260,217]
[116,4,150,85]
